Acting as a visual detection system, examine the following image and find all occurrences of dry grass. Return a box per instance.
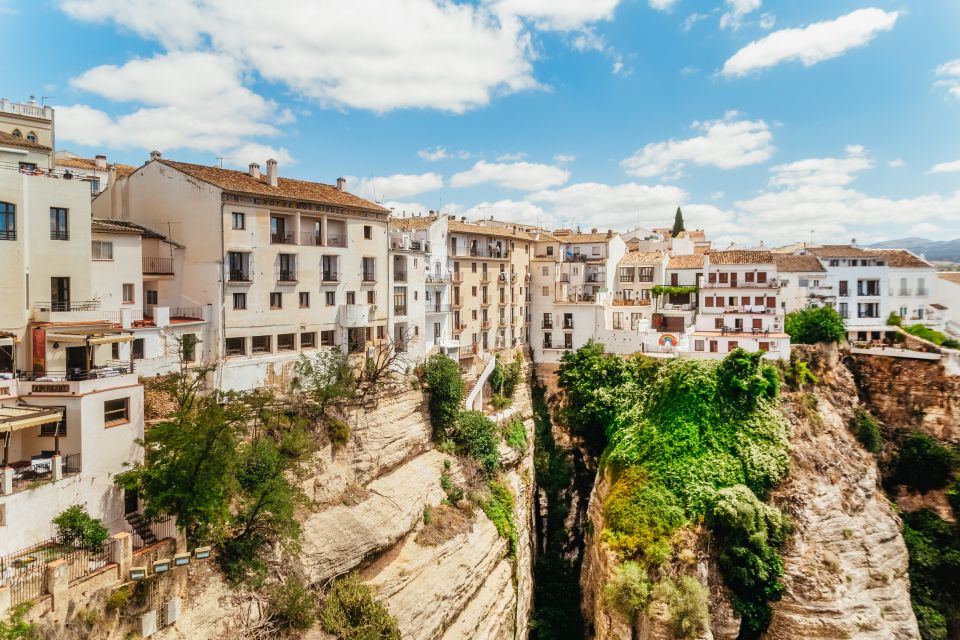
[416,504,473,546]
[339,483,371,506]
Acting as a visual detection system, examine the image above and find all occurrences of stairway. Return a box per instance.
[125,512,158,546]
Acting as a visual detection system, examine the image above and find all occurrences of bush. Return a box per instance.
[452,411,500,473]
[850,407,883,454]
[489,394,512,411]
[479,481,517,556]
[716,349,778,411]
[424,355,465,439]
[903,324,958,348]
[653,576,710,639]
[503,417,528,453]
[293,350,355,410]
[268,576,316,632]
[0,604,37,640]
[894,432,956,492]
[327,417,351,447]
[902,509,960,640]
[105,586,132,612]
[320,574,400,640]
[602,469,685,566]
[52,505,109,550]
[603,561,650,618]
[784,307,846,345]
[887,312,903,327]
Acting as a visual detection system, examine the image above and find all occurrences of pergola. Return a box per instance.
[0,405,64,467]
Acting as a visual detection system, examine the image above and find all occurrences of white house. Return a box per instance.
[772,253,832,313]
[804,245,889,341]
[867,249,939,327]
[934,273,960,337]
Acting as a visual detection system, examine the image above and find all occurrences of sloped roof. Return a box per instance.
[0,130,50,151]
[158,159,389,213]
[772,254,826,273]
[389,215,437,231]
[619,251,665,265]
[866,249,933,269]
[448,219,533,240]
[91,218,184,247]
[553,231,615,243]
[806,245,874,258]
[531,256,560,263]
[56,156,137,177]
[708,250,774,265]
[938,272,960,285]
[667,254,705,269]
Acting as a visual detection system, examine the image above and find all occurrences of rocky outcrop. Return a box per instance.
[766,348,919,639]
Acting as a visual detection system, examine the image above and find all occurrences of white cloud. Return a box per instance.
[463,199,548,225]
[908,223,942,237]
[488,0,620,31]
[383,201,459,217]
[722,8,898,77]
[648,0,678,11]
[496,152,528,162]
[758,12,775,29]
[60,0,541,113]
[553,154,575,163]
[683,12,709,32]
[935,59,960,100]
[767,144,872,188]
[56,52,291,160]
[344,173,443,201]
[888,159,905,168]
[451,160,570,191]
[719,0,761,31]
[929,159,960,174]
[621,112,774,178]
[418,147,472,162]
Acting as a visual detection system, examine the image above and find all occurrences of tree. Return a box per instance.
[52,505,108,550]
[671,206,685,237]
[784,307,846,345]
[424,354,465,439]
[356,327,414,402]
[453,410,500,473]
[557,341,630,454]
[894,432,956,492]
[293,349,355,412]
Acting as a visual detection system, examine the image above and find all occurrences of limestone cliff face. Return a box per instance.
[577,346,919,640]
[157,372,535,640]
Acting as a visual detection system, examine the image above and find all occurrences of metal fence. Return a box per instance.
[0,538,116,606]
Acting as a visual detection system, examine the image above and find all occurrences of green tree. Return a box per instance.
[716,348,779,412]
[894,432,957,492]
[0,605,38,640]
[424,354,465,439]
[604,561,651,618]
[452,410,500,473]
[671,206,685,237]
[784,306,846,345]
[902,509,960,640]
[293,350,355,411]
[653,576,710,639]
[52,505,109,550]
[267,575,317,632]
[557,341,630,455]
[320,574,401,640]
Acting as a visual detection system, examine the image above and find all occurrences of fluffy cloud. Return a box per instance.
[722,8,898,77]
[648,0,678,11]
[417,147,472,162]
[935,59,960,100]
[553,154,575,163]
[451,160,570,191]
[60,0,540,113]
[496,152,528,162]
[463,199,548,225]
[345,173,444,201]
[767,144,872,188]
[888,159,905,169]
[719,0,761,30]
[621,112,774,178]
[56,52,292,161]
[488,0,620,31]
[929,159,960,174]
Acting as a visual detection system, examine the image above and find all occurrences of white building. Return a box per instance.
[772,254,832,313]
[689,250,790,360]
[387,223,428,365]
[935,273,960,337]
[54,151,136,196]
[867,249,939,327]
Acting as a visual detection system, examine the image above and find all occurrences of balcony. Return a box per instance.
[393,271,407,283]
[391,240,428,252]
[229,270,251,283]
[481,298,490,307]
[142,257,174,275]
[327,233,347,248]
[6,454,81,496]
[426,273,452,285]
[19,361,134,383]
[452,272,463,284]
[703,280,778,289]
[277,269,297,283]
[459,345,478,359]
[338,304,375,328]
[562,320,574,330]
[498,299,508,307]
[32,300,105,323]
[452,299,463,309]
[542,320,554,329]
[469,247,510,259]
[363,272,377,283]
[481,321,491,330]
[394,305,408,316]
[300,232,323,246]
[271,232,295,245]
[480,273,491,284]
[322,271,339,283]
[427,305,451,314]
[498,318,507,328]
[49,230,70,241]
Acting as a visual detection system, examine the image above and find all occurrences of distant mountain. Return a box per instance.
[867,237,960,263]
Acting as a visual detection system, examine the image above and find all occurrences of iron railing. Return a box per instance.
[50,230,69,241]
[270,233,295,244]
[171,306,204,320]
[19,362,133,382]
[322,271,339,282]
[143,257,174,274]
[327,234,347,247]
[34,300,100,312]
[277,269,297,282]
[228,270,251,282]
[300,232,322,246]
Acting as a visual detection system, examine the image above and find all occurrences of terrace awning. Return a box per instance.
[45,326,134,345]
[0,405,63,434]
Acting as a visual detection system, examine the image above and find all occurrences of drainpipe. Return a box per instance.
[217,202,226,390]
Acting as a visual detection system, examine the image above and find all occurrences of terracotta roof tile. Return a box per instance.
[619,251,665,265]
[667,254,705,269]
[448,219,533,241]
[938,272,960,285]
[0,130,50,151]
[389,215,437,231]
[56,156,137,177]
[772,254,826,273]
[553,231,615,243]
[91,218,184,247]
[806,245,874,258]
[865,249,933,269]
[158,159,389,213]
[708,250,774,265]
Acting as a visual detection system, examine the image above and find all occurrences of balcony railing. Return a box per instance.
[34,300,100,312]
[704,280,778,289]
[277,269,297,282]
[542,320,554,329]
[452,299,463,309]
[428,305,451,314]
[327,233,347,248]
[19,362,134,381]
[481,321,491,330]
[300,232,323,246]
[228,270,251,282]
[322,271,339,282]
[393,272,406,282]
[0,229,15,241]
[143,257,174,275]
[49,230,69,241]
[362,272,377,283]
[270,232,295,244]
[481,298,490,307]
[562,320,574,330]
[469,248,510,259]
[171,306,204,320]
[426,273,452,284]
[7,454,81,494]
[391,240,428,252]
[452,272,463,284]
[394,305,408,316]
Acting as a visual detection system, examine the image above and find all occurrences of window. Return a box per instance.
[232,212,245,229]
[367,290,375,304]
[40,408,67,437]
[542,286,549,296]
[89,178,100,194]
[181,334,198,362]
[638,267,654,282]
[278,254,296,281]
[251,335,272,353]
[619,267,634,282]
[543,333,552,348]
[92,240,113,260]
[270,292,282,309]
[319,331,334,347]
[122,283,135,303]
[302,332,318,349]
[233,292,247,310]
[592,246,600,256]
[299,292,310,308]
[829,260,839,267]
[347,291,356,305]
[838,280,848,297]
[472,262,477,273]
[564,333,573,349]
[546,246,554,256]
[394,287,407,315]
[857,302,880,318]
[227,251,250,281]
[132,338,145,360]
[364,225,372,239]
[362,257,376,281]
[112,342,120,360]
[225,337,246,356]
[0,202,15,240]
[839,302,849,319]
[694,340,704,352]
[377,325,386,340]
[277,333,296,351]
[50,207,69,240]
[322,255,338,281]
[11,129,21,138]
[325,291,335,306]
[18,162,35,173]
[857,279,880,296]
[26,131,37,143]
[104,398,130,426]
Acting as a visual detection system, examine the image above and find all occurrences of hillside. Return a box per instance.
[867,237,960,263]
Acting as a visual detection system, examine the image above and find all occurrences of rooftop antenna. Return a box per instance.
[216,156,230,168]
[41,96,54,106]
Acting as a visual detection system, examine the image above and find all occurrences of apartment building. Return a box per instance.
[772,254,832,313]
[690,250,790,360]
[95,154,390,391]
[447,219,532,358]
[867,249,938,326]
[387,223,428,363]
[802,245,889,340]
[529,230,626,363]
[54,151,136,196]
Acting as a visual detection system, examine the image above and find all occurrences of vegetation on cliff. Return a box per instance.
[556,342,791,638]
[784,306,846,345]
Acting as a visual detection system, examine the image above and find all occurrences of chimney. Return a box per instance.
[108,164,117,184]
[249,163,261,179]
[336,176,346,191]
[95,154,107,169]
[851,238,857,247]
[266,159,278,187]
[591,227,598,234]
[150,150,161,161]
[607,229,613,238]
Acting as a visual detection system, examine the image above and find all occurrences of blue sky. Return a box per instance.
[2,0,959,246]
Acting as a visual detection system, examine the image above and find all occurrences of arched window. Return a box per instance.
[26,131,37,143]
[11,129,22,138]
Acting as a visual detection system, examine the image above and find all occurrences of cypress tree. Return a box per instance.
[671,206,685,237]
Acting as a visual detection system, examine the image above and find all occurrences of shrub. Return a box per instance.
[894,432,956,492]
[903,324,958,348]
[479,481,517,556]
[716,349,778,411]
[293,350,355,410]
[653,576,710,639]
[603,561,651,618]
[0,605,37,640]
[422,504,432,525]
[503,417,528,453]
[784,358,818,390]
[269,576,316,632]
[489,394,512,411]
[424,355,465,440]
[784,307,846,345]
[106,586,132,611]
[947,479,960,516]
[320,574,400,640]
[52,505,108,550]
[327,417,351,448]
[452,411,500,473]
[850,408,883,454]
[887,312,903,327]
[902,509,960,640]
[602,469,685,566]
[416,503,472,546]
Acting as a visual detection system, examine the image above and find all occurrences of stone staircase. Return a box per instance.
[125,512,158,547]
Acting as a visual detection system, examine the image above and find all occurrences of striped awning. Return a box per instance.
[0,405,63,434]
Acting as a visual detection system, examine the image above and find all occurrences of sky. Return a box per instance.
[2,0,959,247]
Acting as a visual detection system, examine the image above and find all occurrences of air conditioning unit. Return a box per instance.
[370,304,378,314]
[163,598,181,626]
[140,610,158,637]
[402,234,410,249]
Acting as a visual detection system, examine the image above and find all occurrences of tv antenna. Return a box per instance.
[216,156,230,168]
